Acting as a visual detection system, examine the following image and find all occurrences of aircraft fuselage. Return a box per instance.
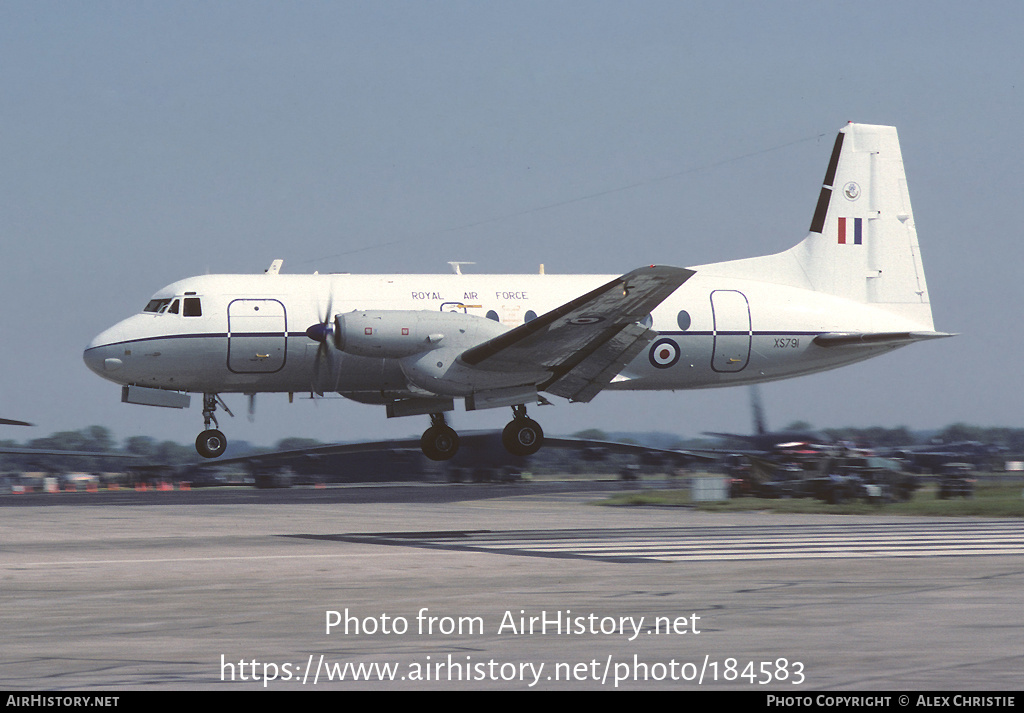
[84,270,924,397]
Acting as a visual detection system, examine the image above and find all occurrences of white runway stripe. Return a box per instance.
[360,521,1024,562]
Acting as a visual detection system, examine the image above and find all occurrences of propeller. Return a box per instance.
[305,283,337,396]
[247,394,256,423]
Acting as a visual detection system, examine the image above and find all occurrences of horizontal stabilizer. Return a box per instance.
[813,331,954,348]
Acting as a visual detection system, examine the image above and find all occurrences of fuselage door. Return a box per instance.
[227,299,287,373]
[710,290,751,373]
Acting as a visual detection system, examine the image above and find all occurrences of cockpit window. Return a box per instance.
[144,298,172,313]
[143,296,202,316]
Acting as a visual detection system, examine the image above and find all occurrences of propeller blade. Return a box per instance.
[311,342,326,395]
[309,281,337,396]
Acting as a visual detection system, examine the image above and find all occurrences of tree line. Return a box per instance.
[0,426,326,472]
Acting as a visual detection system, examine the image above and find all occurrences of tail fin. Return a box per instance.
[792,123,934,328]
[701,123,936,331]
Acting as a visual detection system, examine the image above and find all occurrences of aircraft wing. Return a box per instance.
[460,265,695,402]
[0,447,140,458]
[541,436,716,463]
[189,439,425,469]
[0,418,33,426]
[184,432,715,472]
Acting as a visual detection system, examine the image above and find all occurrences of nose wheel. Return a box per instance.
[421,413,459,461]
[196,393,231,459]
[502,404,544,457]
[196,429,228,459]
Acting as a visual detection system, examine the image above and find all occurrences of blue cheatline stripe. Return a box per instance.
[87,330,829,354]
[656,331,820,337]
[85,331,318,351]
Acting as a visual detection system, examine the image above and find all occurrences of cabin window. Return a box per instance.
[183,298,202,317]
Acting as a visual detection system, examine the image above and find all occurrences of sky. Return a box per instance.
[2,1,1022,448]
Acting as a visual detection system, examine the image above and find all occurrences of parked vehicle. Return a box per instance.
[936,463,975,499]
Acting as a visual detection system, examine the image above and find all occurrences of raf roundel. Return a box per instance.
[649,338,681,369]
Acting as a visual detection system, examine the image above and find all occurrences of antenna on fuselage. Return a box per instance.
[448,261,475,275]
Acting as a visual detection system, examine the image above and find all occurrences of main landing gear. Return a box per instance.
[421,413,460,462]
[419,404,545,461]
[502,404,544,457]
[195,393,230,459]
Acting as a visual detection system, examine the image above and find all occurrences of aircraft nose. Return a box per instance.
[83,325,127,380]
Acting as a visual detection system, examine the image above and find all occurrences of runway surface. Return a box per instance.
[2,483,1022,690]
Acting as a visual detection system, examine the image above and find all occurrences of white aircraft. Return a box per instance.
[84,123,949,461]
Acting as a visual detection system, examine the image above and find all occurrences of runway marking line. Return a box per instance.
[287,522,1024,563]
[8,522,1022,567]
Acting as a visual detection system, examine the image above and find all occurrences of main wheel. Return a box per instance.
[421,425,460,461]
[502,418,544,456]
[196,429,227,459]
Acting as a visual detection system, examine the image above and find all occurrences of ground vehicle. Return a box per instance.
[729,452,918,504]
[936,463,975,499]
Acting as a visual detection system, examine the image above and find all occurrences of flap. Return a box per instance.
[459,265,694,400]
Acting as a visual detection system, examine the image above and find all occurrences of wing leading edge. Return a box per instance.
[460,265,695,402]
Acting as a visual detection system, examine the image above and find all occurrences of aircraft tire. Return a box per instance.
[196,429,228,459]
[421,425,459,461]
[502,418,544,457]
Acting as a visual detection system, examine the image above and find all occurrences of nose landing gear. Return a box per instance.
[196,428,227,459]
[195,393,231,459]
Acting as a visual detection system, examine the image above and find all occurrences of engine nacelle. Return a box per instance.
[334,310,508,359]
[399,345,546,397]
